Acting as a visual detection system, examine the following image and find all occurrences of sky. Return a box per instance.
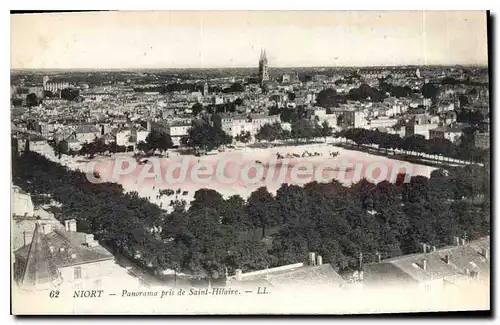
[11,11,489,70]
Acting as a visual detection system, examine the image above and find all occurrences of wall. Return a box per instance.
[11,187,34,217]
[236,263,305,279]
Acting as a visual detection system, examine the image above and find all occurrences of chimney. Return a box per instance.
[85,234,95,246]
[23,231,33,246]
[308,252,316,266]
[59,247,65,252]
[316,255,323,266]
[421,243,427,254]
[41,223,53,235]
[422,259,427,271]
[235,269,242,281]
[71,253,77,259]
[65,219,77,232]
[376,252,381,263]
[49,246,55,253]
[444,254,451,264]
[481,248,490,260]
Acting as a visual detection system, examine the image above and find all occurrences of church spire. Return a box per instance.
[258,48,269,85]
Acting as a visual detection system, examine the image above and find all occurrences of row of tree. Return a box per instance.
[255,120,332,143]
[315,82,440,109]
[335,128,489,163]
[134,82,246,95]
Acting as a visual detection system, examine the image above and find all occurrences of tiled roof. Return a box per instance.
[16,223,62,291]
[74,125,99,134]
[15,223,114,290]
[266,264,345,286]
[16,227,113,269]
[234,264,345,287]
[363,238,490,285]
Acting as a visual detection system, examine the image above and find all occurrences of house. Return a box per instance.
[115,127,133,147]
[337,110,366,129]
[437,100,456,113]
[383,97,408,117]
[475,132,490,149]
[365,117,398,130]
[11,185,34,217]
[229,252,345,291]
[167,121,191,147]
[102,133,116,145]
[13,219,139,292]
[65,134,82,152]
[74,125,100,144]
[405,114,439,139]
[249,114,281,134]
[135,126,149,144]
[439,111,457,126]
[221,116,253,138]
[28,134,50,154]
[429,125,464,144]
[361,237,490,292]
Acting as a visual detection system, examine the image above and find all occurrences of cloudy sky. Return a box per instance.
[11,11,489,69]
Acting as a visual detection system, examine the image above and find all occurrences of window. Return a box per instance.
[74,266,82,280]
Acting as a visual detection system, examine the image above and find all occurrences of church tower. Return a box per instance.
[258,48,269,85]
[203,82,209,97]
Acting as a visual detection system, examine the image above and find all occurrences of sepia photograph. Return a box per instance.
[10,10,491,315]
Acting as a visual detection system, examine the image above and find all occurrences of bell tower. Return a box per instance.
[258,48,269,85]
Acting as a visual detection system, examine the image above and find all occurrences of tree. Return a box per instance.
[234,98,243,106]
[316,88,338,108]
[223,82,245,93]
[190,189,224,212]
[255,123,283,142]
[57,140,69,155]
[26,93,38,108]
[319,121,333,142]
[291,119,317,142]
[191,103,203,116]
[421,82,438,101]
[220,195,251,229]
[246,187,278,238]
[137,141,149,152]
[181,120,232,154]
[227,240,274,272]
[145,130,174,152]
[280,106,297,123]
[60,88,80,101]
[235,131,252,144]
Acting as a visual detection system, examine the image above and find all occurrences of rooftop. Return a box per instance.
[15,221,114,290]
[363,238,490,285]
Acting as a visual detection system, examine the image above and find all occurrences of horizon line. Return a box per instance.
[11,63,489,72]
